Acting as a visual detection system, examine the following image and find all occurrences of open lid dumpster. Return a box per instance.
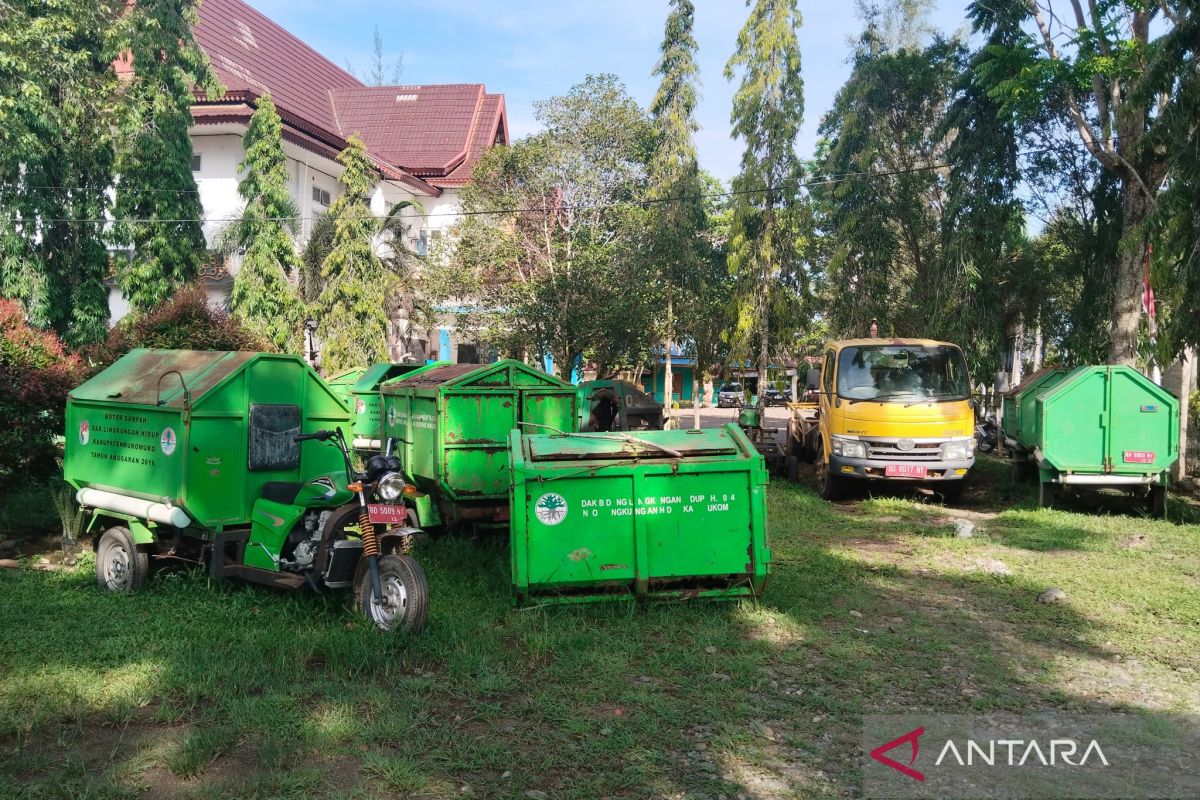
[380,360,578,519]
[578,380,665,432]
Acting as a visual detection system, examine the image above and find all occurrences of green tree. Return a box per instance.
[969,1,1194,365]
[648,0,705,421]
[112,0,219,313]
[725,0,806,407]
[0,0,121,346]
[346,25,403,86]
[811,32,964,337]
[448,75,655,379]
[315,135,391,373]
[222,93,302,352]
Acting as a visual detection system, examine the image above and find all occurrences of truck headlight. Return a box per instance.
[376,472,405,501]
[941,440,972,461]
[831,436,867,459]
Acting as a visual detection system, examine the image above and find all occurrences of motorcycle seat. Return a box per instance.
[261,481,304,504]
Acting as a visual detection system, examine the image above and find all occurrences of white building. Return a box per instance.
[112,0,508,364]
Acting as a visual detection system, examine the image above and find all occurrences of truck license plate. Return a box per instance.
[885,464,927,478]
[1123,451,1155,464]
[367,504,407,525]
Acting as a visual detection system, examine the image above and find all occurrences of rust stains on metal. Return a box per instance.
[383,363,481,388]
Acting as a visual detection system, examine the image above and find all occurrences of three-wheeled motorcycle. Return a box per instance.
[66,350,430,632]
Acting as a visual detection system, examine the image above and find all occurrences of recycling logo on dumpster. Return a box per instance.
[160,427,177,456]
[535,492,568,526]
[79,420,90,445]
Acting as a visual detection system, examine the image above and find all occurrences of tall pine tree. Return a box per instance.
[112,0,218,313]
[725,0,806,407]
[648,0,705,425]
[225,93,302,351]
[0,0,121,346]
[315,135,390,372]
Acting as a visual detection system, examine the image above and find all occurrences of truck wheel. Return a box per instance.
[815,443,844,501]
[786,455,800,483]
[359,555,429,633]
[96,526,148,593]
[1148,485,1167,519]
[938,481,964,505]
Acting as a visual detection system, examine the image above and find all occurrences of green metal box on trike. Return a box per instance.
[64,349,430,632]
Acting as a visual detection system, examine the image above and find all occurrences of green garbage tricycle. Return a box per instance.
[65,350,430,632]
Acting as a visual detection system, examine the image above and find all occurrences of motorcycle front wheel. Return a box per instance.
[358,554,429,633]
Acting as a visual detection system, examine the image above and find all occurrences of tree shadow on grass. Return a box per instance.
[0,484,1195,799]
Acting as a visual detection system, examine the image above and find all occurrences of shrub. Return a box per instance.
[91,284,268,367]
[0,299,85,482]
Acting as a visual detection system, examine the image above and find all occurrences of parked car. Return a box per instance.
[763,387,792,406]
[717,382,745,408]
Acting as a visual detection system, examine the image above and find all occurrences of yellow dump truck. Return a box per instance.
[787,338,976,502]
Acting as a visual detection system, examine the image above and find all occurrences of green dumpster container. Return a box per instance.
[1022,365,1180,513]
[1002,367,1071,446]
[328,362,448,451]
[64,349,350,529]
[380,359,578,526]
[509,424,771,604]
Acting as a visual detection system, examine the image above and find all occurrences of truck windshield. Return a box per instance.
[836,345,970,402]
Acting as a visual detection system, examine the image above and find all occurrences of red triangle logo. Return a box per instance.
[869,726,925,781]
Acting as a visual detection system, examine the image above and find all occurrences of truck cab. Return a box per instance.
[793,338,976,502]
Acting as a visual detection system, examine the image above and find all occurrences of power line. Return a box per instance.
[1,139,1116,225]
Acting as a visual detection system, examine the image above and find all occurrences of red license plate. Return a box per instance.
[1123,451,1155,464]
[367,504,407,525]
[885,464,928,478]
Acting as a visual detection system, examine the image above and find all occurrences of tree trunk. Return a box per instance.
[664,295,673,423]
[1109,183,1152,366]
[692,371,701,430]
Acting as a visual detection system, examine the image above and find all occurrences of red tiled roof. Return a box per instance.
[431,93,508,188]
[189,0,506,194]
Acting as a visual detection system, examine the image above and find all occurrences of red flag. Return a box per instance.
[1142,243,1157,338]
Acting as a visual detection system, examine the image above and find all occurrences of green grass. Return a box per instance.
[1,464,1198,799]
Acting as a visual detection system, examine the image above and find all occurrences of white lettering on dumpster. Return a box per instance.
[570,494,737,518]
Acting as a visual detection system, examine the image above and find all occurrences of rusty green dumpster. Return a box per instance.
[328,362,448,451]
[380,360,577,526]
[65,349,350,533]
[508,424,771,604]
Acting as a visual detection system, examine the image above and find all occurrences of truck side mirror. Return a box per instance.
[805,368,821,390]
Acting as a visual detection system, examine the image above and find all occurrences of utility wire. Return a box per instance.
[1,139,1121,225]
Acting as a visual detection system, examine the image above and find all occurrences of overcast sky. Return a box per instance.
[245,0,973,182]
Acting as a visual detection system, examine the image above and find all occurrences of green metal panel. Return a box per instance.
[65,350,351,530]
[381,360,578,516]
[1004,367,1071,445]
[509,424,771,604]
[1038,365,1180,476]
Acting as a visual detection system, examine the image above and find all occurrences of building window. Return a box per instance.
[415,229,440,257]
[191,154,202,172]
[312,186,331,207]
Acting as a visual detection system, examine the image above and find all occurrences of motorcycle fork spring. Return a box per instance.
[359,510,380,558]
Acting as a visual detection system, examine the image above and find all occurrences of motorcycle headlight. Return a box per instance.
[376,471,406,501]
[942,440,972,461]
[831,436,867,459]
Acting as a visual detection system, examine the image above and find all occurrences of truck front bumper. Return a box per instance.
[827,454,974,481]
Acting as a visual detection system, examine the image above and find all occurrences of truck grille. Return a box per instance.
[866,441,943,461]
